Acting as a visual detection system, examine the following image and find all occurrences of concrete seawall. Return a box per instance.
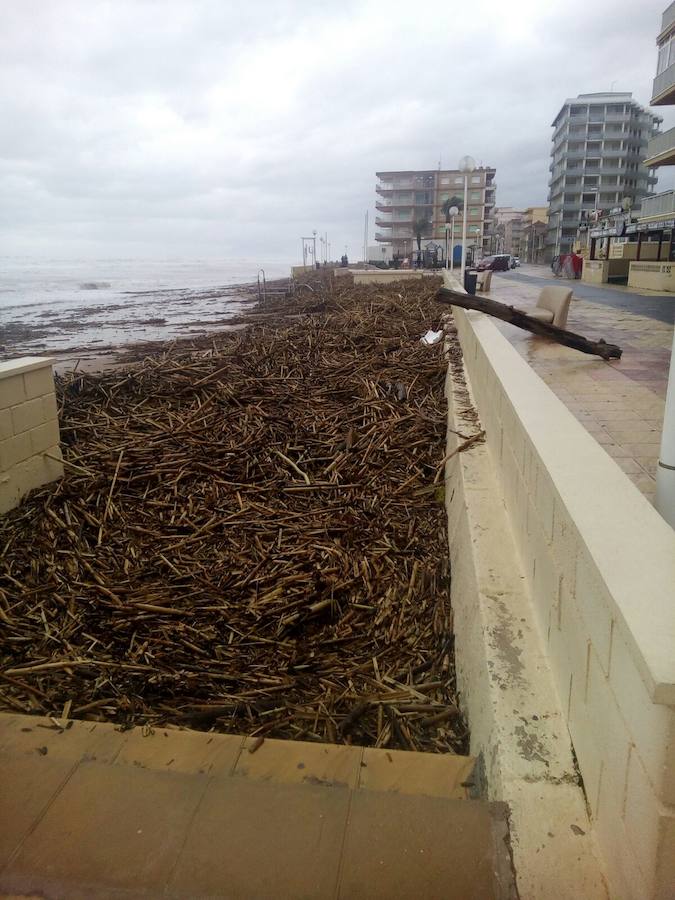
[446,306,675,900]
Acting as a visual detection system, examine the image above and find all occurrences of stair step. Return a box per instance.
[1,715,517,898]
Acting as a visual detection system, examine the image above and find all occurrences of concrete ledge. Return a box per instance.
[352,270,441,285]
[0,356,54,381]
[443,333,608,900]
[0,357,63,514]
[451,307,675,900]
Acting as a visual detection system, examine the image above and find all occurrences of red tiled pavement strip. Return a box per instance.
[0,714,515,899]
[487,273,671,506]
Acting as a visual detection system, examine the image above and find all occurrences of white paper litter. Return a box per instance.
[420,329,443,346]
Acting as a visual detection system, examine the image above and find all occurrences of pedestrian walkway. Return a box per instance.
[0,714,516,899]
[488,273,672,504]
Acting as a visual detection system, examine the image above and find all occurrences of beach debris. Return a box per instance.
[421,329,443,346]
[436,285,622,360]
[0,274,468,754]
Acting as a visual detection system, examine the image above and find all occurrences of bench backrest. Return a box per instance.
[536,286,573,328]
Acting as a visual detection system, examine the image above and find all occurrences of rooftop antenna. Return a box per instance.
[610,80,617,91]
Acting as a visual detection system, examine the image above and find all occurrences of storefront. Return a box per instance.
[582,216,675,286]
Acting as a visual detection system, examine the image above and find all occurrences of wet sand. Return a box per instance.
[1,277,291,373]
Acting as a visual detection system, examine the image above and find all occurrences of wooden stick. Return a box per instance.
[433,431,486,483]
[436,286,622,360]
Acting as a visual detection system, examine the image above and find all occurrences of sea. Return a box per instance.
[0,257,293,357]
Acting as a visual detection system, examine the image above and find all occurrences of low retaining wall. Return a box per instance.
[0,358,63,515]
[452,309,675,900]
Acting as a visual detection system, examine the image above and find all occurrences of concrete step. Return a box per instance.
[0,714,517,899]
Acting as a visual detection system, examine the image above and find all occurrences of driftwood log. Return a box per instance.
[436,287,622,360]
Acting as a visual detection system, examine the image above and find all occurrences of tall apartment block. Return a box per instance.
[375,167,496,259]
[644,3,675,201]
[546,93,661,257]
[625,1,675,291]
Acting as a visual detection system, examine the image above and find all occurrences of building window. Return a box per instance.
[454,176,463,185]
[440,176,450,185]
[657,37,674,75]
[471,175,481,184]
[470,191,481,201]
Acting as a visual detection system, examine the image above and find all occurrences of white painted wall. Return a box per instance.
[452,308,675,900]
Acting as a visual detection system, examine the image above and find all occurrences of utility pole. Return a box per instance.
[363,212,368,265]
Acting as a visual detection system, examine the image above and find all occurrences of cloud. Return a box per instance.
[0,0,671,260]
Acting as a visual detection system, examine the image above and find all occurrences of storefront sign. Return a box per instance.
[630,263,673,273]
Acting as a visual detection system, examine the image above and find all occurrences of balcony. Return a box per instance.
[659,1,675,38]
[375,200,392,212]
[375,216,393,228]
[639,190,675,218]
[644,126,675,167]
[652,62,675,105]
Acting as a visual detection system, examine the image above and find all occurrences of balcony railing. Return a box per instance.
[640,190,675,218]
[660,0,675,36]
[652,62,675,104]
[375,217,393,228]
[645,126,675,166]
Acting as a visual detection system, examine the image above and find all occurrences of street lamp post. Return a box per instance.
[458,155,476,284]
[445,206,459,270]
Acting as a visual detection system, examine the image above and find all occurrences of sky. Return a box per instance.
[1,0,673,262]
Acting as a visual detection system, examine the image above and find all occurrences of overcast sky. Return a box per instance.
[1,0,673,261]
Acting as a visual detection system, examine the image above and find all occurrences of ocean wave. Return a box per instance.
[79,282,112,290]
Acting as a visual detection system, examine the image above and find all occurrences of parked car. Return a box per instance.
[477,254,510,272]
[513,256,521,266]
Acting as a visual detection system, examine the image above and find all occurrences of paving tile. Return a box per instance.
[235,736,361,788]
[613,457,648,476]
[0,753,75,868]
[337,792,513,899]
[114,725,243,776]
[168,776,350,899]
[3,761,208,895]
[0,715,126,764]
[636,457,658,475]
[358,747,475,799]
[621,442,663,457]
[602,429,661,445]
[627,473,656,492]
[597,442,635,457]
[593,410,646,423]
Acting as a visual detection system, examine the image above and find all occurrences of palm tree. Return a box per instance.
[412,213,432,254]
[441,196,464,223]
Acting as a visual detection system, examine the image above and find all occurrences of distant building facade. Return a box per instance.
[521,207,549,264]
[546,92,661,258]
[493,206,547,259]
[375,167,496,260]
[493,207,522,255]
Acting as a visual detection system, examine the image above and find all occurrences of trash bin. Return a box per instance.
[464,269,478,295]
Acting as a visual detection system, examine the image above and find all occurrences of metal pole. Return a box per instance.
[450,215,455,270]
[656,325,675,528]
[302,238,306,268]
[445,224,449,269]
[460,173,468,283]
[363,212,368,264]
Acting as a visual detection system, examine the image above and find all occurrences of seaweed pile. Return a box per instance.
[0,274,473,753]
